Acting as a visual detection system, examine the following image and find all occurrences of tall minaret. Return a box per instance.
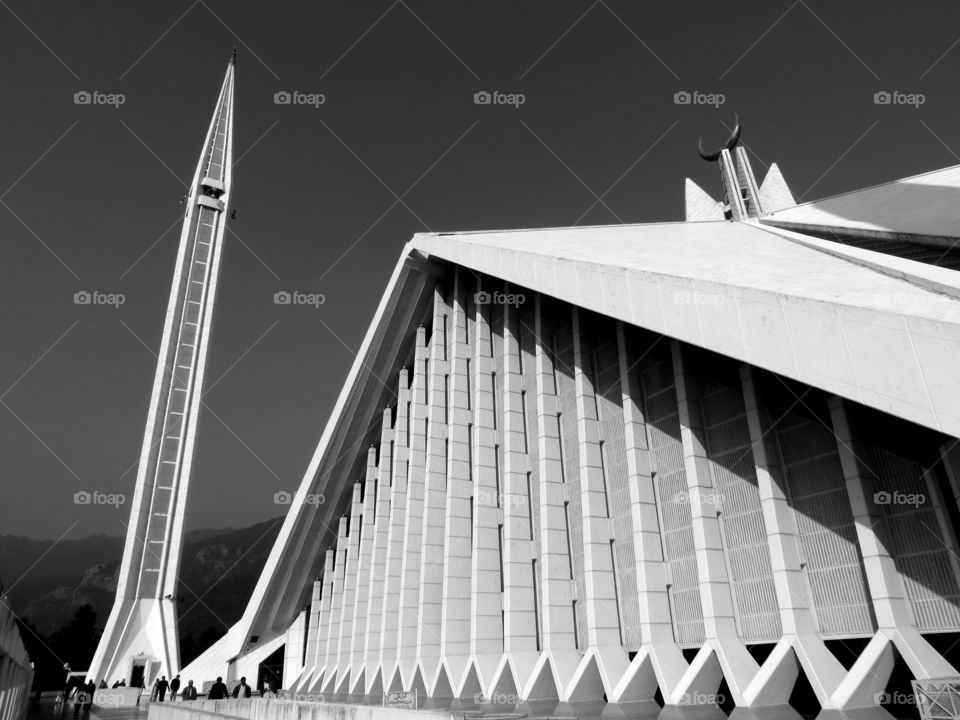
[87,53,235,687]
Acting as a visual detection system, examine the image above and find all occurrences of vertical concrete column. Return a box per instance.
[379,367,413,680]
[471,282,504,675]
[616,323,672,644]
[398,328,429,677]
[941,442,960,514]
[365,410,394,675]
[0,658,9,720]
[300,578,323,687]
[534,295,577,651]
[322,517,349,688]
[313,549,335,686]
[572,308,621,649]
[926,443,960,583]
[441,271,474,677]
[740,365,818,636]
[283,608,307,688]
[335,484,364,687]
[502,291,539,653]
[0,658,8,720]
[351,447,379,684]
[671,342,738,640]
[829,397,913,629]
[418,286,451,677]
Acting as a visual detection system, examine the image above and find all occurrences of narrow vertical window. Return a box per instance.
[563,501,574,579]
[610,539,623,646]
[532,559,541,651]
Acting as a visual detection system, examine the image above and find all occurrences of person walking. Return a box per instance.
[181,681,198,701]
[155,676,169,702]
[170,675,181,700]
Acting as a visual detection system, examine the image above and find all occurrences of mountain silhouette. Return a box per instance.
[0,517,284,668]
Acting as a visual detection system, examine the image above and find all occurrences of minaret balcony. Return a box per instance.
[197,195,224,211]
[201,176,225,196]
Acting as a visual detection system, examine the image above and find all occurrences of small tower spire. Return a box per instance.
[699,115,763,220]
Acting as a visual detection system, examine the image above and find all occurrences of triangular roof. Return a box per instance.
[180,216,960,679]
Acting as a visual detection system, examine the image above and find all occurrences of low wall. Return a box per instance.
[147,698,454,720]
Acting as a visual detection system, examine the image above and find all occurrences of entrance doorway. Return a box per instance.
[129,661,146,689]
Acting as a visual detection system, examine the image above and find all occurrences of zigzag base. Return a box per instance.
[283,631,959,719]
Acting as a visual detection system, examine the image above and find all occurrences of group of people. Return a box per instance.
[62,672,261,709]
[150,674,185,701]
[206,676,253,699]
[151,674,253,701]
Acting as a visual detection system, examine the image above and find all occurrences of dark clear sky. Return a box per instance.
[3,0,960,539]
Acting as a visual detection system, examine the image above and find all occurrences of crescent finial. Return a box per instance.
[699,114,741,162]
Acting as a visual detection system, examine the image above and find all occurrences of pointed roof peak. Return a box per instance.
[685,178,724,222]
[758,163,796,213]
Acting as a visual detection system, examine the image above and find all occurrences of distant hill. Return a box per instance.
[0,517,284,666]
